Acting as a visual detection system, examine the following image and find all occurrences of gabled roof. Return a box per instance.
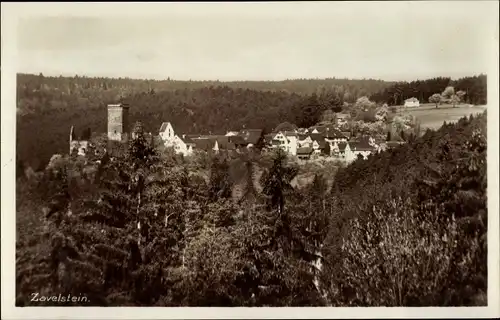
[310,133,325,142]
[214,136,236,150]
[159,122,171,132]
[228,135,247,145]
[309,126,326,133]
[297,147,313,155]
[298,134,311,141]
[179,135,196,146]
[264,133,275,143]
[324,127,346,139]
[284,131,297,137]
[192,138,215,151]
[337,142,348,152]
[313,140,326,148]
[349,138,375,151]
[184,134,202,139]
[238,129,263,145]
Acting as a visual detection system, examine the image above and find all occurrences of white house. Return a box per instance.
[285,132,298,156]
[173,135,195,156]
[159,122,175,142]
[271,131,298,156]
[404,97,420,108]
[298,135,313,148]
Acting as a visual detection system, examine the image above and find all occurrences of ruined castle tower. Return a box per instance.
[107,103,130,142]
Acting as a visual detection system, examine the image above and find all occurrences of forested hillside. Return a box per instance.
[16,111,487,306]
[370,75,487,106]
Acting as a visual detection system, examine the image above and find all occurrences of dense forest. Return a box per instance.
[16,73,486,170]
[370,75,487,106]
[16,111,487,306]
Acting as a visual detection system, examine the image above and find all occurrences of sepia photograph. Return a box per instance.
[1,1,499,319]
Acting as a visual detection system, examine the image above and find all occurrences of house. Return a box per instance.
[324,128,348,150]
[174,135,196,156]
[238,129,264,148]
[332,141,350,159]
[159,122,175,142]
[212,136,237,153]
[69,126,91,156]
[228,135,247,149]
[298,134,313,148]
[404,97,420,108]
[345,136,378,163]
[284,131,298,156]
[225,131,239,137]
[379,141,405,152]
[335,113,350,127]
[263,133,275,148]
[297,147,313,160]
[269,131,298,155]
[311,139,326,154]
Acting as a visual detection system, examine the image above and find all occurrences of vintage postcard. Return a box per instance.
[1,1,499,319]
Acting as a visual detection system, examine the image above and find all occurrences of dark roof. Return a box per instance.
[310,133,324,142]
[341,131,351,138]
[324,126,346,139]
[159,122,171,132]
[386,141,403,148]
[228,135,247,145]
[184,134,202,140]
[297,147,313,155]
[309,126,326,134]
[179,136,196,145]
[214,136,236,150]
[349,138,374,151]
[336,113,350,119]
[336,142,348,152]
[284,131,297,137]
[264,134,275,143]
[298,134,311,141]
[192,138,215,151]
[313,140,327,148]
[238,129,263,145]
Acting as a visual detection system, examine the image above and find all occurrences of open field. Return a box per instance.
[395,103,487,130]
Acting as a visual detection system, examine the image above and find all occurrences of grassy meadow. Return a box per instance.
[397,103,487,130]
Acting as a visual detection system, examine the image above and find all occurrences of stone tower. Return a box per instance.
[107,103,130,142]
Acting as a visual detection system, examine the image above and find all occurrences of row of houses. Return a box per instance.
[159,122,264,156]
[159,121,401,163]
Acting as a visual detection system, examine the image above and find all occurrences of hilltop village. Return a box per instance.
[67,102,405,164]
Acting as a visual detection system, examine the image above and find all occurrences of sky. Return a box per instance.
[13,1,499,82]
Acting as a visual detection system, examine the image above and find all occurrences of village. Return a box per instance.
[68,102,408,164]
